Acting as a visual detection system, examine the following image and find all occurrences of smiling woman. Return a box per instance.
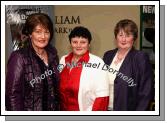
[5,13,60,111]
[103,19,154,111]
[59,26,109,111]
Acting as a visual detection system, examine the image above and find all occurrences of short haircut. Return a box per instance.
[114,19,138,41]
[69,26,92,43]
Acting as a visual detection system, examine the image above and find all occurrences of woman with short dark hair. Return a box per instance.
[59,26,109,111]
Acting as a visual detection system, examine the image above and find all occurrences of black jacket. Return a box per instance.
[6,43,60,111]
[103,48,154,110]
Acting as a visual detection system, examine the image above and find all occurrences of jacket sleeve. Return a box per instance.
[135,53,153,110]
[92,60,110,111]
[92,96,109,111]
[5,51,24,111]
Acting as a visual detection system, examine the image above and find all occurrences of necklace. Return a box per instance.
[35,50,45,61]
[36,51,49,66]
[117,54,124,61]
[114,52,125,65]
[114,55,123,65]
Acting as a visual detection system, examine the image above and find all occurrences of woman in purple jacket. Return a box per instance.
[103,19,154,111]
[5,13,60,111]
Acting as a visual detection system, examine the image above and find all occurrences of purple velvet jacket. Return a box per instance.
[103,48,154,111]
[5,43,60,111]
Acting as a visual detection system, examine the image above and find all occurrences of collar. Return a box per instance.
[65,50,90,63]
[29,42,58,64]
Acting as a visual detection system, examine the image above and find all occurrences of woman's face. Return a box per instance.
[71,36,90,58]
[116,29,134,50]
[30,24,50,49]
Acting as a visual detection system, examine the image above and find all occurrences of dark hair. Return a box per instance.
[114,19,138,41]
[69,26,92,43]
[22,13,54,43]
